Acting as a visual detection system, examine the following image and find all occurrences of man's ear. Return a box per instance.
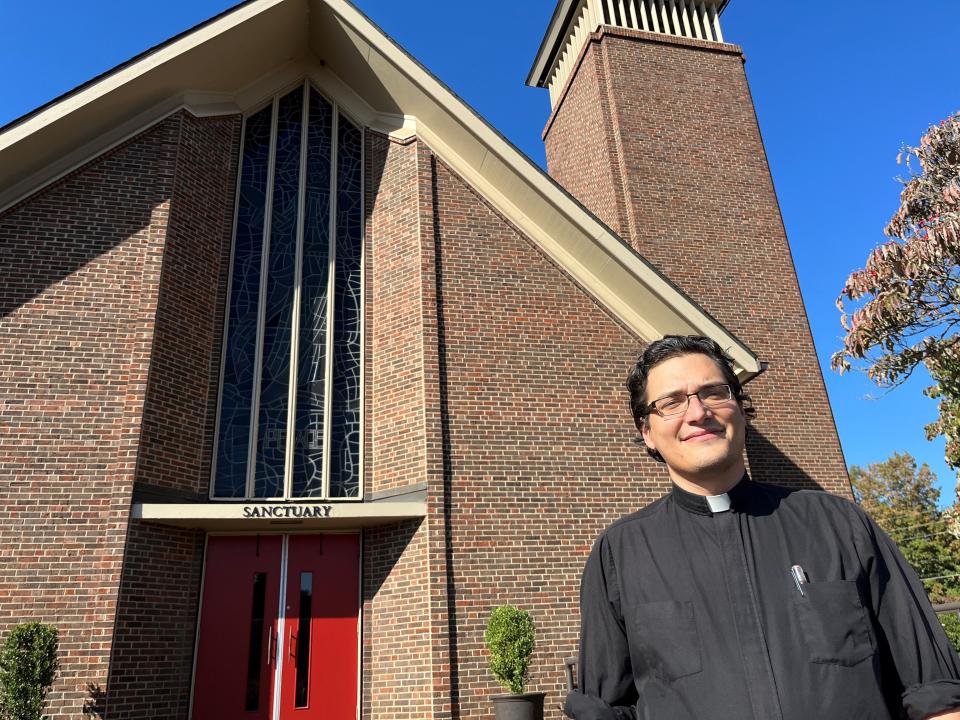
[641,418,656,454]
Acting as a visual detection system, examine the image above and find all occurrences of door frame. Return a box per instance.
[187,530,363,720]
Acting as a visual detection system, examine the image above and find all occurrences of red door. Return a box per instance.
[279,534,360,720]
[192,534,360,720]
[193,535,282,720]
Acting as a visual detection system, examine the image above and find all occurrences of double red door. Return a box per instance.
[192,534,360,720]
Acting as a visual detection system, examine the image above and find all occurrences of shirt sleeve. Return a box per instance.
[854,508,960,719]
[575,532,638,716]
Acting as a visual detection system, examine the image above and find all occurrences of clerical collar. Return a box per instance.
[706,493,731,512]
[671,475,751,516]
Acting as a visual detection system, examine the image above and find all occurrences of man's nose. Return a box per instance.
[683,394,710,421]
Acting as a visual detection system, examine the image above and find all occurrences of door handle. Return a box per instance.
[267,626,274,666]
[289,627,296,661]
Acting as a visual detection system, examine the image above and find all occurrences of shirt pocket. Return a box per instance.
[625,600,702,682]
[793,580,875,666]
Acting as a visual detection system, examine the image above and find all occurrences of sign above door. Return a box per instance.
[131,500,426,530]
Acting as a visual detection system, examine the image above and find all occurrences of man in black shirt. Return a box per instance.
[564,336,960,720]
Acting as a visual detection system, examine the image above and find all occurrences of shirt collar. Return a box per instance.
[671,473,752,516]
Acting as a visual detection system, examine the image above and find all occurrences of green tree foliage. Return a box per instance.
[484,605,535,695]
[833,112,960,469]
[0,622,59,720]
[849,453,960,649]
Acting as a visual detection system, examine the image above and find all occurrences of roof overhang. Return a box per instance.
[0,0,761,380]
[526,0,732,88]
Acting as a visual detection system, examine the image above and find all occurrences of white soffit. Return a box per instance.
[0,0,761,379]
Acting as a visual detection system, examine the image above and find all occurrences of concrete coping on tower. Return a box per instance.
[529,0,732,107]
[131,500,427,530]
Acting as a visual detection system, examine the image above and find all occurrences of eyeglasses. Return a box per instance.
[645,384,735,418]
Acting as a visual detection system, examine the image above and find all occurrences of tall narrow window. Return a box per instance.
[244,572,268,711]
[329,115,363,498]
[295,572,313,707]
[292,91,332,498]
[213,83,363,500]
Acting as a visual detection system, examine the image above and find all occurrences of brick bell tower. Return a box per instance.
[528,0,852,495]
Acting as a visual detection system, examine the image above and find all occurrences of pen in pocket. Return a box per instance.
[790,564,808,596]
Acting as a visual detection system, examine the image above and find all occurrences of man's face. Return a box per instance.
[640,353,746,484]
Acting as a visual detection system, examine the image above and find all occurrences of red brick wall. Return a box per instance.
[429,156,665,718]
[132,113,241,498]
[0,115,182,718]
[0,109,240,718]
[106,524,205,720]
[544,28,850,496]
[362,132,435,716]
[107,112,241,719]
[362,520,433,718]
[542,43,629,240]
[366,133,430,496]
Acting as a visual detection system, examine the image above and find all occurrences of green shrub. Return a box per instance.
[484,605,535,695]
[0,622,59,720]
[940,612,960,654]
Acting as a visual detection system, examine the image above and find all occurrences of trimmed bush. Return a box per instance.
[0,622,59,720]
[484,605,535,695]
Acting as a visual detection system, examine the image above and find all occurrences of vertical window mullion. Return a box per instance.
[357,126,365,500]
[322,108,340,500]
[284,81,311,500]
[246,96,280,500]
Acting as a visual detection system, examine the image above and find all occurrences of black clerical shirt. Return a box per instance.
[572,477,960,720]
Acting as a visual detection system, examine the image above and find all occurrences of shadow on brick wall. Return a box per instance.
[746,427,827,491]
[83,683,105,718]
[0,118,180,322]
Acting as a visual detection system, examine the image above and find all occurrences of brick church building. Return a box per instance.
[0,0,850,717]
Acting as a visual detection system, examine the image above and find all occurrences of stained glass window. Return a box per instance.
[214,104,272,499]
[292,91,333,498]
[212,83,363,500]
[329,115,363,498]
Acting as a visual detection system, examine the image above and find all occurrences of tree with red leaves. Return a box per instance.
[833,112,960,469]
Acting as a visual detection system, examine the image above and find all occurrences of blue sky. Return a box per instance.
[3,1,959,503]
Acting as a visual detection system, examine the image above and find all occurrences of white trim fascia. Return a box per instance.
[234,61,310,115]
[0,95,196,214]
[182,92,243,116]
[0,0,288,154]
[305,58,416,140]
[527,0,579,88]
[0,61,313,215]
[0,58,410,216]
[304,61,377,129]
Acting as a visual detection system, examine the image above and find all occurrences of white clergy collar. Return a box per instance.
[670,475,751,516]
[706,493,731,513]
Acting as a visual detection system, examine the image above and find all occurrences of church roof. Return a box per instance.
[0,0,761,378]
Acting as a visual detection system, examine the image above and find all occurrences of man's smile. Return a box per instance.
[681,429,724,442]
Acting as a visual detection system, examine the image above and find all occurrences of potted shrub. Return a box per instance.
[484,605,544,720]
[0,622,59,720]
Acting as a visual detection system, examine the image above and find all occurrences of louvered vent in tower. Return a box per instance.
[532,0,726,108]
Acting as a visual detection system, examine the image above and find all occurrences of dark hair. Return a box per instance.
[626,335,755,462]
